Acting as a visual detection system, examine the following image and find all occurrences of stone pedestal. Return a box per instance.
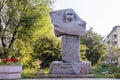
[62,35,80,62]
[50,61,91,75]
[0,65,22,79]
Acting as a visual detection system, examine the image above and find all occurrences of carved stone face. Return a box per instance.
[65,9,75,22]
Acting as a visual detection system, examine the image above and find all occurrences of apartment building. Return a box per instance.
[105,26,120,48]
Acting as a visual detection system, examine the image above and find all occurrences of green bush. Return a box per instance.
[22,68,49,78]
[92,63,120,78]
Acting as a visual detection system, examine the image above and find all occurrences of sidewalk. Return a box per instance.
[22,78,120,80]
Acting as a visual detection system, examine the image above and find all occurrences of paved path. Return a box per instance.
[22,78,120,80]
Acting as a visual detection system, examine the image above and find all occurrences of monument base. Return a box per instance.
[50,61,91,75]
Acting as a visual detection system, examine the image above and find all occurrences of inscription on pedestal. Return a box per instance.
[50,61,91,75]
[50,62,75,74]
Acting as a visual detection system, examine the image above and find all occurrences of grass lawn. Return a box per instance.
[22,64,120,78]
[22,68,49,78]
[92,64,120,78]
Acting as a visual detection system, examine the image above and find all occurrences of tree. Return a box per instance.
[33,26,61,68]
[81,28,107,65]
[0,0,54,68]
[80,44,88,61]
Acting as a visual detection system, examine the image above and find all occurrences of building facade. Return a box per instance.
[105,26,120,48]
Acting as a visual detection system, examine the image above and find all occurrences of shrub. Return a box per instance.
[92,63,120,78]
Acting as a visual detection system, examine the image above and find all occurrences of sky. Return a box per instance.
[53,0,120,37]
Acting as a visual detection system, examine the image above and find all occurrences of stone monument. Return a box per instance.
[49,9,91,75]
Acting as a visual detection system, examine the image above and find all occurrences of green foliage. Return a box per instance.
[22,68,37,78]
[33,27,61,68]
[81,28,107,65]
[16,0,54,68]
[22,68,49,78]
[80,44,88,61]
[111,46,120,57]
[93,63,120,78]
[0,0,55,69]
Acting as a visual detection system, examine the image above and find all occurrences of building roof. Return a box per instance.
[107,26,120,38]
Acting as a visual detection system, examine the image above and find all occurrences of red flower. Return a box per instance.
[2,58,19,63]
[2,58,9,63]
[11,58,18,62]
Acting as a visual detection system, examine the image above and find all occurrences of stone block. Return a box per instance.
[62,35,80,62]
[50,61,91,75]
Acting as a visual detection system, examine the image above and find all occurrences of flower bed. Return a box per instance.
[1,58,19,64]
[0,65,22,79]
[0,58,22,79]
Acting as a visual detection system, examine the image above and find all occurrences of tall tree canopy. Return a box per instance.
[0,0,55,68]
[81,28,107,66]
